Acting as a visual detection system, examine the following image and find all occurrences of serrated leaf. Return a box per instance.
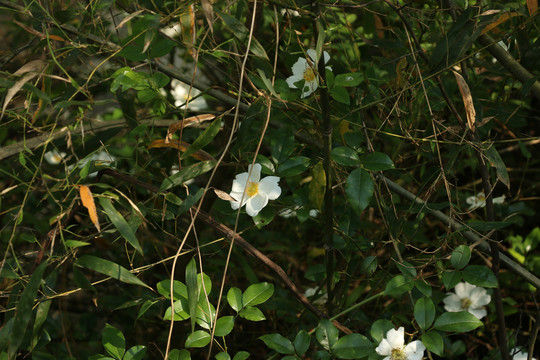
[239,306,266,321]
[315,319,338,351]
[442,271,462,290]
[102,324,125,359]
[434,311,483,332]
[330,85,350,105]
[384,275,414,297]
[75,255,149,288]
[243,282,274,306]
[331,147,360,166]
[214,316,234,337]
[462,265,497,287]
[345,168,374,214]
[451,245,471,270]
[185,330,211,348]
[98,197,142,255]
[293,330,310,356]
[360,152,394,171]
[331,333,373,359]
[278,156,310,177]
[259,334,295,355]
[414,297,436,330]
[422,331,443,356]
[227,287,243,312]
[334,73,363,87]
[370,319,394,344]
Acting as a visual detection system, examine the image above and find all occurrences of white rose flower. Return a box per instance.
[286,49,331,98]
[169,79,207,111]
[44,150,66,165]
[511,347,536,360]
[466,192,506,210]
[375,327,425,360]
[229,164,281,217]
[443,281,491,319]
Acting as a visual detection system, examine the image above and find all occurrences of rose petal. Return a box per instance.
[259,176,281,200]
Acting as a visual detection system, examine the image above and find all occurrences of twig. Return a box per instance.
[100,169,353,335]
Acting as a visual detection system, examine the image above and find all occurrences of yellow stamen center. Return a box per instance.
[391,348,407,360]
[246,181,259,197]
[461,297,472,309]
[303,67,316,82]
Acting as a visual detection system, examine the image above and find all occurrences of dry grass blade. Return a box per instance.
[1,60,47,120]
[165,114,216,143]
[79,185,100,233]
[116,10,144,29]
[452,69,476,132]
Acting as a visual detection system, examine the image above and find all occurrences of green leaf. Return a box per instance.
[75,255,148,288]
[214,316,234,337]
[219,12,268,59]
[163,299,190,321]
[216,353,231,360]
[102,324,125,359]
[331,333,373,359]
[259,334,295,355]
[73,267,96,292]
[270,126,294,164]
[233,351,250,360]
[370,319,394,344]
[8,261,47,359]
[396,261,417,278]
[421,331,443,356]
[309,161,326,210]
[442,271,462,290]
[330,85,350,105]
[195,299,215,329]
[168,348,191,360]
[186,257,198,333]
[434,311,483,332]
[315,319,339,351]
[160,160,216,191]
[227,287,243,312]
[414,297,436,330]
[415,279,432,297]
[466,220,512,231]
[462,265,497,288]
[484,144,510,189]
[185,330,211,348]
[243,282,274,306]
[451,245,471,270]
[157,280,187,300]
[178,188,204,214]
[278,156,310,177]
[238,306,266,321]
[360,152,394,171]
[345,168,374,214]
[98,197,143,255]
[331,147,360,166]
[293,330,310,356]
[334,73,363,87]
[384,275,414,297]
[182,117,221,160]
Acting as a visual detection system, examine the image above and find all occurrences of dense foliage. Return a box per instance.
[1,0,539,359]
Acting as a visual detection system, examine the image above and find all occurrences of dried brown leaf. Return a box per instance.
[79,185,100,233]
[116,10,144,29]
[214,189,236,202]
[480,12,521,35]
[165,114,216,143]
[452,70,476,132]
[201,0,215,33]
[148,139,216,161]
[1,60,48,120]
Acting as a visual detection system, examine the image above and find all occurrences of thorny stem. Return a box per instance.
[312,0,334,316]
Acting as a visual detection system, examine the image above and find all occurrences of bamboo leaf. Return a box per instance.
[98,197,143,255]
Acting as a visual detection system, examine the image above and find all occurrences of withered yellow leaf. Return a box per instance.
[79,185,100,233]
